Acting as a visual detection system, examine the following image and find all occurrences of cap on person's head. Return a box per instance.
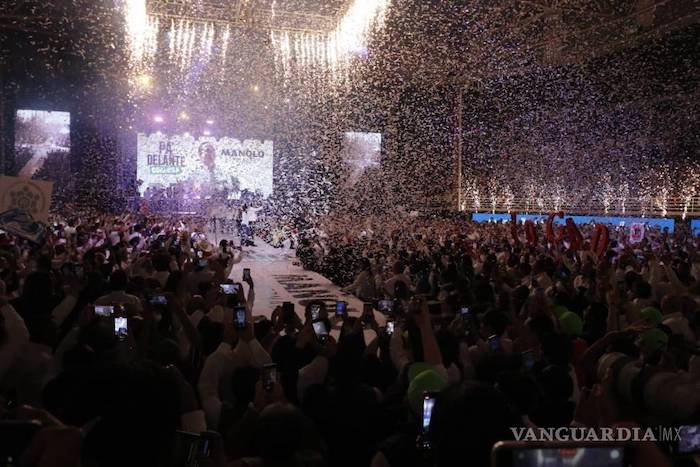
[407,368,446,415]
[638,328,669,352]
[559,311,583,337]
[640,307,663,325]
[553,305,568,318]
[408,362,434,382]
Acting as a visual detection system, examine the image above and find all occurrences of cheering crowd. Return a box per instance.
[0,206,699,467]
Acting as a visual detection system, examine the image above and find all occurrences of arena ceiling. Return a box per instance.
[372,0,700,86]
[1,0,698,85]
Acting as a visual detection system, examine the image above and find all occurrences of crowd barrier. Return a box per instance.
[471,212,677,233]
[691,219,700,236]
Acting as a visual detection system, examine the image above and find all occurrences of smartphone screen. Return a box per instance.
[243,268,251,281]
[220,283,238,295]
[310,304,321,320]
[511,447,624,467]
[234,306,247,329]
[488,335,500,352]
[262,363,277,391]
[522,350,536,370]
[679,425,700,454]
[114,317,128,340]
[378,299,394,313]
[95,305,114,317]
[386,320,395,335]
[312,320,328,343]
[422,394,436,433]
[460,306,470,320]
[335,301,347,316]
[198,259,208,268]
[150,295,168,306]
[172,431,211,467]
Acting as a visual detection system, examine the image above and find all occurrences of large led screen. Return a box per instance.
[136,133,273,198]
[14,109,70,178]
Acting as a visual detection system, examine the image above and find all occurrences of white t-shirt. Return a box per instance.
[241,207,263,226]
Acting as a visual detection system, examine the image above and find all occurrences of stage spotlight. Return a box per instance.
[203,130,211,136]
[179,111,190,121]
[251,84,260,92]
[184,131,191,137]
[153,115,164,123]
[206,119,214,125]
[134,73,153,92]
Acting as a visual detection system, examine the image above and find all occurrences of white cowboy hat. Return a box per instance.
[196,239,215,256]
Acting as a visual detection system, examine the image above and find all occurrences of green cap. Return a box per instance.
[640,307,663,325]
[553,305,569,318]
[559,311,583,336]
[408,362,435,382]
[407,368,446,415]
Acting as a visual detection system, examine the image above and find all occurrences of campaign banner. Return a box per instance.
[0,176,53,243]
[136,133,273,198]
[629,223,645,243]
[0,176,53,222]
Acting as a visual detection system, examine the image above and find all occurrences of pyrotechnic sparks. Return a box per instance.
[271,0,391,87]
[122,0,158,92]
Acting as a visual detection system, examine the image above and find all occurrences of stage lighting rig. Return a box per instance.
[145,0,347,33]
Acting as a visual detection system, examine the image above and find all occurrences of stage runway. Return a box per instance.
[225,237,385,335]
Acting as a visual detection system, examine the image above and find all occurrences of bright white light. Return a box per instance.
[124,0,148,63]
[179,111,189,121]
[221,25,231,63]
[123,0,158,93]
[333,0,389,58]
[183,132,191,137]
[133,73,153,91]
[206,119,214,125]
[153,115,164,123]
[270,0,390,86]
[203,130,211,136]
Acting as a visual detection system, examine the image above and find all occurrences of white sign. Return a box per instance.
[629,223,645,244]
[0,176,53,222]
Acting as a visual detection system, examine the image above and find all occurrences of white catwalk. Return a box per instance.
[225,237,378,326]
